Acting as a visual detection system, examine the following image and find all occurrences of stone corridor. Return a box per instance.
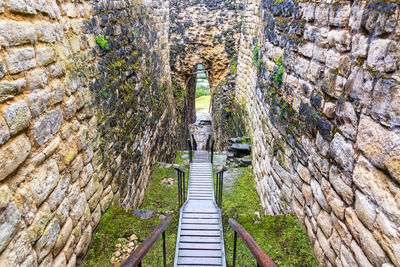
[0,0,399,266]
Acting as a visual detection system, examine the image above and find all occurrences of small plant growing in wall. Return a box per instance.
[252,40,259,66]
[96,35,109,50]
[274,56,285,85]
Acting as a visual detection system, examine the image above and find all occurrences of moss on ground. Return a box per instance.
[83,152,317,266]
[221,167,319,267]
[83,156,188,266]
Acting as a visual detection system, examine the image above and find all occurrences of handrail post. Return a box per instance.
[228,218,278,267]
[121,216,172,267]
[174,165,187,209]
[211,139,215,164]
[191,134,197,151]
[206,134,211,151]
[162,231,166,267]
[215,167,227,209]
[233,231,238,267]
[187,139,192,163]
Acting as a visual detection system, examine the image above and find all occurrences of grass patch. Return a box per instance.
[221,167,319,267]
[83,155,189,266]
[195,95,211,112]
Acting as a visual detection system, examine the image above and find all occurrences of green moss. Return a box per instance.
[223,214,319,267]
[274,56,285,85]
[96,35,109,50]
[83,152,190,266]
[221,167,319,267]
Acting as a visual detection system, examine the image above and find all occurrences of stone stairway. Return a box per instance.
[174,151,226,267]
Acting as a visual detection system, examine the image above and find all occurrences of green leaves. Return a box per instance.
[274,56,285,85]
[96,35,109,51]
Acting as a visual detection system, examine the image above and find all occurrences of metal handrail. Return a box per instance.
[174,165,186,208]
[228,218,277,267]
[121,215,172,267]
[215,166,227,208]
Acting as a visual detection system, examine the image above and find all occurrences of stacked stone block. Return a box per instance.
[235,0,400,266]
[0,0,175,265]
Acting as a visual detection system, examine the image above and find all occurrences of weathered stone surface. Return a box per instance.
[101,190,113,212]
[350,240,373,267]
[55,198,69,225]
[0,79,26,103]
[80,163,93,187]
[0,230,33,265]
[367,39,398,73]
[362,1,398,36]
[53,217,72,256]
[35,21,59,43]
[356,115,400,183]
[329,133,354,172]
[29,159,59,206]
[0,134,31,181]
[0,185,10,209]
[36,46,56,66]
[33,108,63,146]
[317,209,332,237]
[329,4,350,27]
[373,212,400,266]
[53,252,66,267]
[75,225,92,258]
[50,80,65,105]
[70,193,86,226]
[0,117,10,146]
[0,202,21,253]
[355,190,376,231]
[6,0,36,14]
[5,47,36,74]
[3,101,31,135]
[372,78,400,127]
[47,173,70,211]
[296,163,311,184]
[345,207,387,265]
[311,179,329,212]
[64,96,77,121]
[328,165,353,205]
[316,227,336,264]
[28,89,50,117]
[35,217,60,262]
[321,178,345,220]
[335,101,357,140]
[340,244,357,267]
[0,21,36,47]
[345,66,374,108]
[353,156,400,223]
[26,69,48,91]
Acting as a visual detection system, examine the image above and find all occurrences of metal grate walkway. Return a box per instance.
[174,151,226,267]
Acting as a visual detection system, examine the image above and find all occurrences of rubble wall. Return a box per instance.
[0,0,175,265]
[235,0,400,266]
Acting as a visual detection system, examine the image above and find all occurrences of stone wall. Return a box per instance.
[170,0,242,146]
[0,0,175,265]
[235,0,400,266]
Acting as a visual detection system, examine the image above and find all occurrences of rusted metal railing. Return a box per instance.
[215,166,227,208]
[174,165,186,208]
[228,218,277,267]
[121,215,172,267]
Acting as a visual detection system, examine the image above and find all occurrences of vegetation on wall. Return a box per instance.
[96,35,109,50]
